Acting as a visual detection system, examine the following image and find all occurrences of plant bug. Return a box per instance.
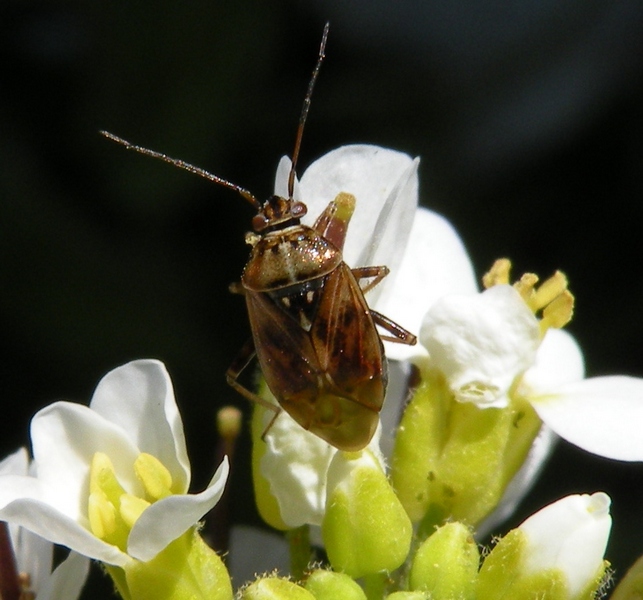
[101,23,417,451]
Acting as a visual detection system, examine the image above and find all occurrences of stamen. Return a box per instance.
[513,273,539,304]
[120,494,151,528]
[88,489,117,540]
[483,259,575,334]
[540,290,574,333]
[482,258,512,288]
[530,271,568,311]
[134,453,173,500]
[90,453,126,504]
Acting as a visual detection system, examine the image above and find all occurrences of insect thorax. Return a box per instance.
[241,225,343,292]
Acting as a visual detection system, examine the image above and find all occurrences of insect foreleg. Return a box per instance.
[370,310,417,345]
[226,337,281,416]
[352,265,390,294]
[228,282,245,295]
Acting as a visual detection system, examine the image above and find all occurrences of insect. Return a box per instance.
[101,23,416,451]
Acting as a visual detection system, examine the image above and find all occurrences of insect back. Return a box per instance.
[238,190,413,452]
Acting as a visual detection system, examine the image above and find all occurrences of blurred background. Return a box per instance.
[2,0,643,596]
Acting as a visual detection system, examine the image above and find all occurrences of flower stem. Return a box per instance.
[0,521,21,600]
[286,525,311,580]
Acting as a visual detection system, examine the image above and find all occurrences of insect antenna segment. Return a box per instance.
[287,21,330,199]
[99,130,261,210]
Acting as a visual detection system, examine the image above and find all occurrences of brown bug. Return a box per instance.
[101,23,416,451]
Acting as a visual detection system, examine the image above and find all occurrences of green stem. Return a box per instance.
[362,572,387,600]
[286,525,311,581]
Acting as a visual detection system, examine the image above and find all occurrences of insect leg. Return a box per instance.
[352,265,390,294]
[226,337,281,416]
[228,281,245,295]
[370,310,417,345]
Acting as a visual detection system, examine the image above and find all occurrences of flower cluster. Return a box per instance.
[0,360,231,600]
[1,145,642,599]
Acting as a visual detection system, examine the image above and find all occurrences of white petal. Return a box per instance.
[0,447,29,476]
[127,457,229,562]
[260,410,335,528]
[377,207,478,361]
[519,492,611,597]
[0,493,130,566]
[521,329,585,396]
[30,402,141,518]
[273,155,301,200]
[531,375,643,461]
[325,446,383,497]
[420,285,540,407]
[297,145,418,278]
[14,527,53,594]
[90,359,190,492]
[37,552,90,600]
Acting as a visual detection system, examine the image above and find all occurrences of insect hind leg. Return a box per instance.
[371,310,417,345]
[352,265,390,294]
[226,337,282,440]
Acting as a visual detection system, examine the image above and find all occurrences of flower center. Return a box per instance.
[87,452,173,551]
[483,258,574,336]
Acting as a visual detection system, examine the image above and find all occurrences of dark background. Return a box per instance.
[2,1,643,596]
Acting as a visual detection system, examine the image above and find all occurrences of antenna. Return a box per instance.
[99,130,261,209]
[287,22,330,199]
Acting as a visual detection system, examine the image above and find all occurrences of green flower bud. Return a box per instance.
[391,365,541,528]
[322,449,412,578]
[240,576,315,600]
[477,493,611,600]
[304,569,367,600]
[477,529,567,600]
[120,529,232,600]
[409,521,479,599]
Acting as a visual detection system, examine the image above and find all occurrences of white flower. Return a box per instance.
[0,448,89,600]
[0,360,229,567]
[518,492,611,598]
[419,280,643,461]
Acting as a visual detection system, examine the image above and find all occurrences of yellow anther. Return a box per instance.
[540,290,575,333]
[88,489,117,540]
[482,258,512,288]
[119,493,151,528]
[90,452,126,505]
[530,271,568,311]
[513,273,539,304]
[134,453,173,500]
[483,259,575,334]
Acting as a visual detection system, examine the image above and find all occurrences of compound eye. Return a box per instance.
[291,201,308,218]
[252,213,269,231]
